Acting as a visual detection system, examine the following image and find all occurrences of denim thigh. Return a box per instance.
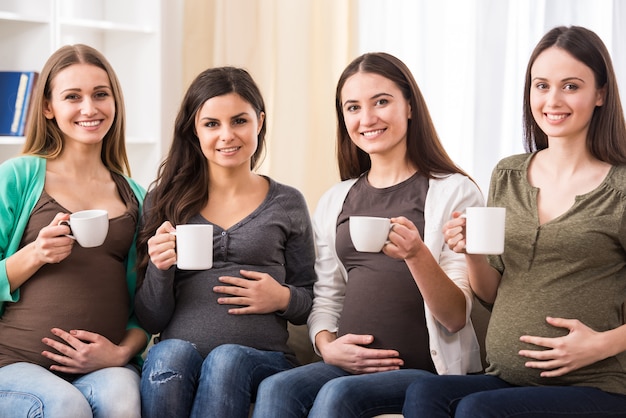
[310,368,436,418]
[192,344,294,418]
[141,338,203,418]
[0,362,92,418]
[252,361,350,418]
[73,364,141,418]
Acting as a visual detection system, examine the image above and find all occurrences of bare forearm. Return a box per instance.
[5,242,45,292]
[405,247,467,333]
[117,328,149,365]
[314,330,337,356]
[466,254,501,303]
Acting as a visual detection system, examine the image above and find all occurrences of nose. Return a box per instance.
[219,125,235,142]
[545,88,563,107]
[360,106,378,126]
[81,97,97,116]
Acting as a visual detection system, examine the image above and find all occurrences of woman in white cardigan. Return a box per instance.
[253,52,483,418]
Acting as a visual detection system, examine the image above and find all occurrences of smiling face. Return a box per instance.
[194,92,265,171]
[340,71,411,159]
[530,46,605,144]
[43,63,115,147]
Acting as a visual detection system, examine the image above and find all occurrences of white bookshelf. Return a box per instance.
[0,0,182,189]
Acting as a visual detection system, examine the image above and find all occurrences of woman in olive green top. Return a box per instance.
[403,25,626,417]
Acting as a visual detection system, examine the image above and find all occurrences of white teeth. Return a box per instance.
[363,129,384,137]
[219,147,239,152]
[77,120,101,127]
[546,114,568,121]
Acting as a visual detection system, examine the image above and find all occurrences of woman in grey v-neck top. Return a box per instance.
[136,179,315,358]
[133,67,316,418]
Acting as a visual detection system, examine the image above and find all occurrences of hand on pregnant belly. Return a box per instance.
[214,269,290,315]
[40,327,120,374]
[321,333,404,375]
[518,316,604,377]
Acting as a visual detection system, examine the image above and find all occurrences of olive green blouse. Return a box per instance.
[485,152,626,395]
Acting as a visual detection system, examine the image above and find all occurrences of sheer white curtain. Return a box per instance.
[357,0,626,193]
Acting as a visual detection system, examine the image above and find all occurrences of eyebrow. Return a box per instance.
[532,76,586,84]
[199,111,251,122]
[343,92,394,107]
[60,85,112,94]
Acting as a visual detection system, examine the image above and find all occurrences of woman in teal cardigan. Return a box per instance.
[0,44,148,418]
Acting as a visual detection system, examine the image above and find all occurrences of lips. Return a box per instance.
[361,129,385,137]
[217,146,241,153]
[76,120,102,127]
[545,113,569,121]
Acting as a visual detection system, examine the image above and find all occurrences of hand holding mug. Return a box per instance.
[35,212,75,264]
[384,216,426,260]
[444,207,506,255]
[148,221,177,270]
[443,212,468,254]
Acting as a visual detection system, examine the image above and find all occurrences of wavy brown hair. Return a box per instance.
[22,44,130,175]
[335,52,469,181]
[136,67,267,277]
[523,26,626,163]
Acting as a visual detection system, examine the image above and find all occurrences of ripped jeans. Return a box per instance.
[140,339,294,418]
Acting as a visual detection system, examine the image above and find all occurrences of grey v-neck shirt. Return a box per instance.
[135,178,316,364]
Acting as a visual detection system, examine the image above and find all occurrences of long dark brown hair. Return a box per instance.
[22,44,130,175]
[335,52,469,181]
[136,67,266,276]
[523,26,626,163]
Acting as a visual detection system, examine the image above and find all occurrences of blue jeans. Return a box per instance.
[141,339,294,418]
[402,374,626,417]
[0,362,140,418]
[252,360,435,418]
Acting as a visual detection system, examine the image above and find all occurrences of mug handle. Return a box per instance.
[57,219,76,240]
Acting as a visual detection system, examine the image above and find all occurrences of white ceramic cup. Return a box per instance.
[174,224,214,270]
[60,209,109,248]
[462,207,506,255]
[349,216,391,253]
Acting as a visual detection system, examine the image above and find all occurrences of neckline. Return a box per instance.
[198,176,275,232]
[522,152,615,226]
[362,170,424,192]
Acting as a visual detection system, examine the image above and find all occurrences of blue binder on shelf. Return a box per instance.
[0,71,39,136]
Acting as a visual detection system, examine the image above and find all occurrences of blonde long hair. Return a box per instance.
[23,44,131,176]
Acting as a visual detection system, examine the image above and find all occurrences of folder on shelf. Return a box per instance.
[0,71,39,136]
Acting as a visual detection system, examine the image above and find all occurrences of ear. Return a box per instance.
[43,100,54,119]
[595,84,607,107]
[407,104,412,119]
[257,111,266,135]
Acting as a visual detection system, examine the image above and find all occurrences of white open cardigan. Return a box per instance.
[307,173,484,375]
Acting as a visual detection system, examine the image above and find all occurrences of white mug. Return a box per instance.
[60,209,109,248]
[462,207,506,255]
[349,216,391,253]
[174,224,214,270]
